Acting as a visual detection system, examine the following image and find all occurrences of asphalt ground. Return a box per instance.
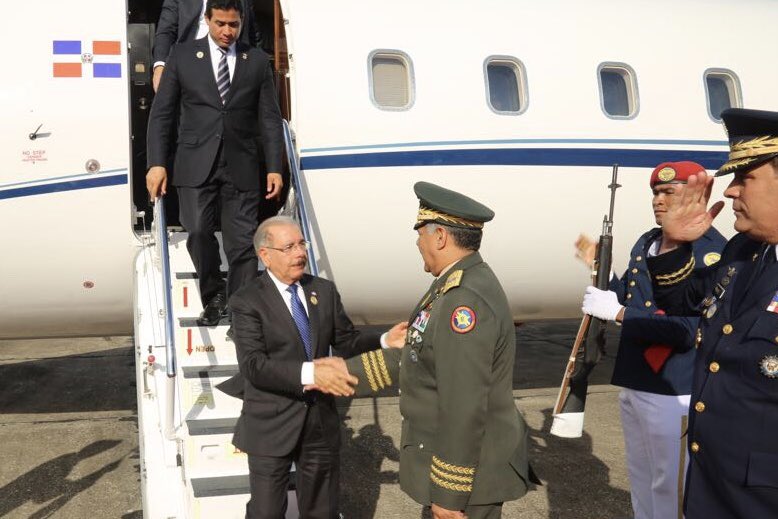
[0,320,631,518]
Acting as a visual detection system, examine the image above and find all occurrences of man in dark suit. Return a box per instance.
[152,0,258,92]
[223,216,406,518]
[146,0,283,327]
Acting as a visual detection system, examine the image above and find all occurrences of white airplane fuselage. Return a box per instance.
[2,0,777,338]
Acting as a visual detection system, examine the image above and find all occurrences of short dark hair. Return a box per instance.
[442,224,483,251]
[205,0,243,18]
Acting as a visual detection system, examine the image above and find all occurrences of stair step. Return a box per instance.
[190,490,299,519]
[187,417,238,436]
[176,325,237,367]
[182,364,239,379]
[182,376,243,421]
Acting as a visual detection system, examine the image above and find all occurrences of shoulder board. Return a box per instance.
[442,270,463,294]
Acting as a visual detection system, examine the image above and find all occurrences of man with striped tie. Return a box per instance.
[146,0,284,331]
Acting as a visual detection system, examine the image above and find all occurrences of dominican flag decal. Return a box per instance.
[52,40,122,78]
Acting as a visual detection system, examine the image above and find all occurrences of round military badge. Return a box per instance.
[704,252,721,266]
[450,306,476,334]
[657,167,676,182]
[760,355,778,378]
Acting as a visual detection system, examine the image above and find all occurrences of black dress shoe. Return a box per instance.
[198,293,227,327]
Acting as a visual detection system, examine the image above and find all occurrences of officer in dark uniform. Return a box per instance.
[578,162,726,519]
[644,108,778,518]
[345,182,533,519]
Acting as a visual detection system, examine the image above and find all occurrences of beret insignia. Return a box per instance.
[657,167,676,182]
[451,306,476,334]
[703,252,721,266]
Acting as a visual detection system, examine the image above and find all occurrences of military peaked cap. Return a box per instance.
[717,108,778,176]
[413,181,495,230]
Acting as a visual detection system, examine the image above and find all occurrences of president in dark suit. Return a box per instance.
[146,0,284,327]
[152,0,258,92]
[222,216,406,518]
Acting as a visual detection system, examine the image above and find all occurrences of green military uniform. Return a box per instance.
[347,183,532,518]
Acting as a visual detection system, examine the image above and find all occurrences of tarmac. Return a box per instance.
[0,320,632,518]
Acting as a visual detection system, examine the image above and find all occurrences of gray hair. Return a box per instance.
[424,222,483,251]
[253,215,300,251]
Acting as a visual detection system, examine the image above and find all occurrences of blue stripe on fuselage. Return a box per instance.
[0,173,128,200]
[300,148,729,171]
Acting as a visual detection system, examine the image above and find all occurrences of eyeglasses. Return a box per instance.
[264,240,310,255]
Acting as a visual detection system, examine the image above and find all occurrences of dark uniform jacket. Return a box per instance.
[347,252,531,511]
[648,233,778,518]
[223,274,381,456]
[610,227,726,395]
[146,37,283,191]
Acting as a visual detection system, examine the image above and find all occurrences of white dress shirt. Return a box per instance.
[207,35,236,83]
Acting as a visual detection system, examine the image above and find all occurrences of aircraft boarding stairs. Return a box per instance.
[133,121,310,518]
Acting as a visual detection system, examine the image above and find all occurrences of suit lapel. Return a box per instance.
[259,275,308,361]
[301,276,321,358]
[225,42,251,106]
[193,38,223,105]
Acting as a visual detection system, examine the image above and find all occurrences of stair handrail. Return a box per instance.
[282,119,319,276]
[153,197,177,378]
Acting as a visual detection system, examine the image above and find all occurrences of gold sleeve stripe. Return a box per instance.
[367,351,385,389]
[654,256,695,286]
[361,353,379,392]
[432,455,476,475]
[430,472,472,493]
[431,464,474,484]
[373,350,393,387]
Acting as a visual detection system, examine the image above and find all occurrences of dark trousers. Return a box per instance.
[177,148,260,305]
[246,405,340,519]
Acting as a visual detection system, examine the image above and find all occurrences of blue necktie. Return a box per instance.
[287,285,312,360]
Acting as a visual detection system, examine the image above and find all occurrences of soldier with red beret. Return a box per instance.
[576,162,726,519]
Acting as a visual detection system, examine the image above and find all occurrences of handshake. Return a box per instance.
[305,321,408,397]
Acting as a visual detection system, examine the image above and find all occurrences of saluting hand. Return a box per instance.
[385,321,409,348]
[305,356,358,397]
[265,172,283,200]
[659,171,724,253]
[146,166,168,200]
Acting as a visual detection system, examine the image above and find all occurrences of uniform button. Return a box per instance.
[398,361,402,367]
[644,301,652,308]
[636,256,643,262]
[690,442,700,453]
[694,401,706,413]
[626,294,633,300]
[629,281,636,287]
[722,324,733,335]
[631,268,638,274]
[419,443,424,449]
[709,361,720,373]
[774,336,778,344]
[398,389,402,395]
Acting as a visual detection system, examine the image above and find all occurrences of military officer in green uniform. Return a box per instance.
[343,182,532,518]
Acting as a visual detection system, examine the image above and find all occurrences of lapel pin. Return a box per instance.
[241,52,248,60]
[196,51,204,59]
[310,295,318,305]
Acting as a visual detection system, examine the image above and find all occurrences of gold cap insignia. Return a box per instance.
[657,167,676,182]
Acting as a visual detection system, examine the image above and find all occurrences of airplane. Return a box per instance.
[2,0,777,516]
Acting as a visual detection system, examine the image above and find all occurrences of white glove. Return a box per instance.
[582,286,623,321]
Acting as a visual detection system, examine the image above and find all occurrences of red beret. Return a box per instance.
[650,161,706,188]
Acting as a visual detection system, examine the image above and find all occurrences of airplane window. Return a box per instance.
[598,63,639,119]
[704,69,742,122]
[484,57,528,115]
[369,51,414,110]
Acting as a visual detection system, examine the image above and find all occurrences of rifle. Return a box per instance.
[550,164,620,438]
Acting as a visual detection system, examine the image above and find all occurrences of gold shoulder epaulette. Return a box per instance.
[442,270,463,294]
